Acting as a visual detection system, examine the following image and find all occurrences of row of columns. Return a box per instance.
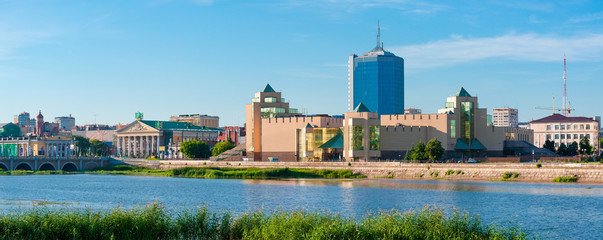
[46,142,72,158]
[117,135,160,158]
[1,141,72,157]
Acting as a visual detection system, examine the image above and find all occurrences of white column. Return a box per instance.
[146,135,150,156]
[156,136,160,156]
[138,136,143,157]
[151,136,155,155]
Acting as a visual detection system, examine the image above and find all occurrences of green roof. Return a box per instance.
[263,84,276,92]
[140,120,222,132]
[318,133,344,149]
[353,102,371,112]
[455,87,472,97]
[305,123,313,128]
[455,138,486,150]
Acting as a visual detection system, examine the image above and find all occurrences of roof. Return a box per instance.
[263,84,276,93]
[455,138,486,150]
[318,133,344,149]
[353,102,371,112]
[529,114,595,124]
[305,123,313,128]
[455,87,472,97]
[140,120,223,132]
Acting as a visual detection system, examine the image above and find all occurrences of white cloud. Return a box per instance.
[391,33,603,70]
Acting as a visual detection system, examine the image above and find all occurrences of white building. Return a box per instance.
[493,108,518,127]
[529,114,600,149]
[55,115,75,131]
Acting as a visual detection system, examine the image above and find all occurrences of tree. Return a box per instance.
[579,137,593,155]
[404,145,413,161]
[212,139,236,156]
[543,140,556,153]
[180,139,211,159]
[1,123,21,137]
[557,143,568,156]
[410,141,428,161]
[425,138,445,160]
[567,142,579,156]
[90,139,109,156]
[71,135,90,156]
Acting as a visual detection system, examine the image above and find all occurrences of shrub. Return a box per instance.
[455,170,462,175]
[536,163,542,168]
[553,176,578,182]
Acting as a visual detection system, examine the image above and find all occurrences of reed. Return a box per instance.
[0,204,529,240]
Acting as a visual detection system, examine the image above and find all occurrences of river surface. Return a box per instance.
[0,174,601,239]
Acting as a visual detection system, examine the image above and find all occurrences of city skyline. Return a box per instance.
[1,0,602,126]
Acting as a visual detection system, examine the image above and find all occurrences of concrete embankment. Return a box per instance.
[117,158,603,184]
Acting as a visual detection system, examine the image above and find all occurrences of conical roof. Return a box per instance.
[455,87,472,97]
[353,102,371,112]
[263,84,276,93]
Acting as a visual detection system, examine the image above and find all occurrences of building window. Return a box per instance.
[546,134,551,140]
[561,134,565,139]
[580,125,584,130]
[560,125,565,130]
[574,134,578,139]
[555,134,559,139]
[555,125,559,130]
[546,125,551,130]
[461,102,474,139]
[369,126,380,150]
[567,134,571,139]
[450,120,456,138]
[573,125,578,130]
[566,125,570,130]
[586,134,590,139]
[264,97,277,103]
[586,124,591,130]
[352,125,363,151]
[580,134,584,139]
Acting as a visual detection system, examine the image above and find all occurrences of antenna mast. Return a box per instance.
[563,54,567,116]
[376,20,381,48]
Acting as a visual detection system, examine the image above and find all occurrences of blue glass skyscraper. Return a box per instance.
[348,23,404,115]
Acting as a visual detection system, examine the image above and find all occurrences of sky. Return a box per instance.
[1,0,602,127]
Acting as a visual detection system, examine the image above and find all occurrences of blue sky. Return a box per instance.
[1,0,602,126]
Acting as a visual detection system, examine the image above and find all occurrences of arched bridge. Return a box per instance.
[0,158,112,171]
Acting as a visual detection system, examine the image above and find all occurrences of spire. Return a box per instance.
[263,84,276,93]
[376,20,381,48]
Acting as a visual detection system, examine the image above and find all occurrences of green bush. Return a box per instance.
[553,176,578,182]
[456,170,462,175]
[536,163,542,168]
[445,170,454,175]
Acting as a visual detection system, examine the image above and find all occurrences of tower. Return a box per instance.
[36,111,44,136]
[348,22,405,115]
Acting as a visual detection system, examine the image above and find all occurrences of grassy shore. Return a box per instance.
[0,204,528,240]
[0,165,365,179]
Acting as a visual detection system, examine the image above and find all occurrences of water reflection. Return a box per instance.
[242,179,603,197]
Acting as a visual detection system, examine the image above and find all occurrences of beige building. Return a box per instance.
[0,135,74,157]
[404,108,422,114]
[170,114,219,128]
[529,114,600,149]
[493,108,518,127]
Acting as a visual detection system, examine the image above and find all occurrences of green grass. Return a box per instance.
[553,176,578,182]
[0,204,529,240]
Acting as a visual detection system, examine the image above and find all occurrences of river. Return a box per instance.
[0,174,601,239]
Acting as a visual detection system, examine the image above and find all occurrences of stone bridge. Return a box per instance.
[0,157,113,171]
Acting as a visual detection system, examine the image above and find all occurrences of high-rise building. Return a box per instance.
[14,112,31,127]
[348,22,404,115]
[492,108,518,127]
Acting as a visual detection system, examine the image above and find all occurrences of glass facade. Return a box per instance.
[460,102,474,140]
[352,125,364,150]
[450,120,456,138]
[369,126,380,150]
[351,52,404,115]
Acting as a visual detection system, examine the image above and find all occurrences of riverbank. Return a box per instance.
[121,159,603,183]
[0,165,365,179]
[0,203,528,240]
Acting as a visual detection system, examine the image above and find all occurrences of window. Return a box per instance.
[586,134,590,139]
[574,125,578,130]
[546,125,551,130]
[580,125,584,130]
[560,125,565,130]
[560,134,565,139]
[352,125,363,150]
[567,134,571,139]
[369,126,380,150]
[586,124,591,130]
[264,97,277,103]
[574,134,578,139]
[450,120,456,138]
[555,134,559,139]
[566,125,570,130]
[445,102,454,108]
[555,125,559,130]
[546,134,551,140]
[580,134,584,139]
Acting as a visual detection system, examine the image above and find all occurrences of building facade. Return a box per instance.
[404,108,422,114]
[493,108,518,127]
[348,24,404,115]
[217,126,245,145]
[529,114,600,149]
[170,114,219,128]
[55,115,76,131]
[116,118,221,158]
[0,136,74,158]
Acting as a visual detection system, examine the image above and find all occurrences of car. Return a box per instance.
[467,158,477,163]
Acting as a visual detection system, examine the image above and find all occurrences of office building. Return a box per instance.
[493,108,518,127]
[55,115,75,131]
[348,23,404,115]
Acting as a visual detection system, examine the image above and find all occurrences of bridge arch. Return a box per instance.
[83,162,99,170]
[61,162,78,171]
[0,163,8,171]
[39,162,57,171]
[15,163,33,171]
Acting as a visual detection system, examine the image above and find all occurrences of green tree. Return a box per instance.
[425,138,445,160]
[543,139,556,153]
[579,137,593,155]
[180,139,211,159]
[411,141,428,161]
[212,139,236,156]
[404,145,414,161]
[90,139,109,156]
[567,142,579,156]
[1,123,21,137]
[557,143,568,156]
[71,135,90,156]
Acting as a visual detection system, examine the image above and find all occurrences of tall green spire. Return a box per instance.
[353,102,371,112]
[263,84,276,92]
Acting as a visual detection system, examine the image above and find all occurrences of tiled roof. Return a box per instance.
[529,114,594,124]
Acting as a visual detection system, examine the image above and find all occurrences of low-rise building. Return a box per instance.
[529,114,600,149]
[217,126,245,145]
[0,136,74,157]
[55,115,75,131]
[404,108,422,114]
[170,114,219,128]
